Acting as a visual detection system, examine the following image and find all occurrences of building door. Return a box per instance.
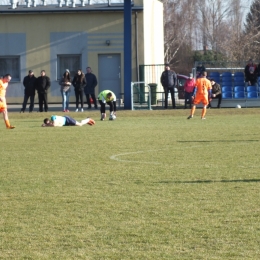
[98,54,121,98]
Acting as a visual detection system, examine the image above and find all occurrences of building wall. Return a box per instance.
[0,12,125,103]
[0,1,164,103]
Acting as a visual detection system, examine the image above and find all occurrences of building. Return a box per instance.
[0,0,164,104]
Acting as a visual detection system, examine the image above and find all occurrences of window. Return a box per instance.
[57,55,81,80]
[0,56,20,81]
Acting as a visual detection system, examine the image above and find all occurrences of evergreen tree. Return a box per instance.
[244,0,260,34]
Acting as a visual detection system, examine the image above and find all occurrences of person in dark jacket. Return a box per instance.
[208,79,222,108]
[84,67,98,109]
[245,59,257,84]
[21,70,36,113]
[196,62,206,78]
[35,70,51,112]
[72,69,86,112]
[160,64,177,109]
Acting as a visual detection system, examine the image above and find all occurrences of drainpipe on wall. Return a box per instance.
[135,12,139,82]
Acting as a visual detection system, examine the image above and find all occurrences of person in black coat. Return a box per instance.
[160,64,177,109]
[21,70,36,113]
[72,69,86,112]
[84,67,98,109]
[35,70,51,112]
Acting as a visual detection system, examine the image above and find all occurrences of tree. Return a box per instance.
[244,0,260,59]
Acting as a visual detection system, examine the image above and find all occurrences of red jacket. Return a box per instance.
[184,78,195,93]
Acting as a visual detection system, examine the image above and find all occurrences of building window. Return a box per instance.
[0,56,20,81]
[57,55,81,80]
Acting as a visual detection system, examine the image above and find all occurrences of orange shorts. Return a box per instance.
[0,101,7,112]
[193,94,208,106]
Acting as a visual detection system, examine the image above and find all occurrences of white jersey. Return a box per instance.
[50,115,66,127]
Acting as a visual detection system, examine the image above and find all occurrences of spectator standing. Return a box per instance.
[183,73,195,109]
[160,64,177,109]
[187,71,212,120]
[72,69,86,112]
[208,79,222,108]
[84,67,98,109]
[98,90,116,120]
[21,70,36,113]
[35,70,51,112]
[0,74,15,129]
[245,59,257,86]
[59,69,71,112]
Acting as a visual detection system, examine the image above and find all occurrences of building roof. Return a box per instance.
[0,3,143,14]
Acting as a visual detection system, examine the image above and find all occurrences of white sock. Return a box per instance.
[81,118,90,125]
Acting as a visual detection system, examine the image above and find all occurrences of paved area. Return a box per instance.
[7,104,101,113]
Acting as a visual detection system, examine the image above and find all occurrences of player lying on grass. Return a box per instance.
[42,115,95,127]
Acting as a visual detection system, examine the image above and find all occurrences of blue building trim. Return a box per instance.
[124,0,132,109]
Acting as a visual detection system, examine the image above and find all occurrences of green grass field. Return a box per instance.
[1,108,260,259]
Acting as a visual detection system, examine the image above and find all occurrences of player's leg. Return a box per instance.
[187,96,199,119]
[2,108,15,129]
[99,100,106,120]
[112,101,117,115]
[201,98,209,119]
[81,118,95,125]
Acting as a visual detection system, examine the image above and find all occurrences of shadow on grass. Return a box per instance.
[178,140,259,143]
[156,179,260,184]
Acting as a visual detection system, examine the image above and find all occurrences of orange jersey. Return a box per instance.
[0,79,8,111]
[0,79,8,97]
[195,77,212,96]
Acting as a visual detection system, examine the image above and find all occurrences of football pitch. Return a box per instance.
[1,108,260,259]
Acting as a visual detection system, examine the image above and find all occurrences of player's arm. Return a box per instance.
[192,86,197,99]
[41,123,54,127]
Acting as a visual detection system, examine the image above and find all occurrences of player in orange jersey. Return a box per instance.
[0,74,15,129]
[187,71,212,120]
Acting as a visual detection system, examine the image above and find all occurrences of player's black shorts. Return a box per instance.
[64,116,76,126]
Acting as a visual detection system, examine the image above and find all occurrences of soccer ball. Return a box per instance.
[236,104,241,109]
[109,114,116,120]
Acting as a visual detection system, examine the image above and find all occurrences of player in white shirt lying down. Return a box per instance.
[42,115,95,127]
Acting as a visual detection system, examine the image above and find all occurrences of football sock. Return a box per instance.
[81,118,90,125]
[5,119,10,128]
[191,106,196,116]
[201,108,206,118]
